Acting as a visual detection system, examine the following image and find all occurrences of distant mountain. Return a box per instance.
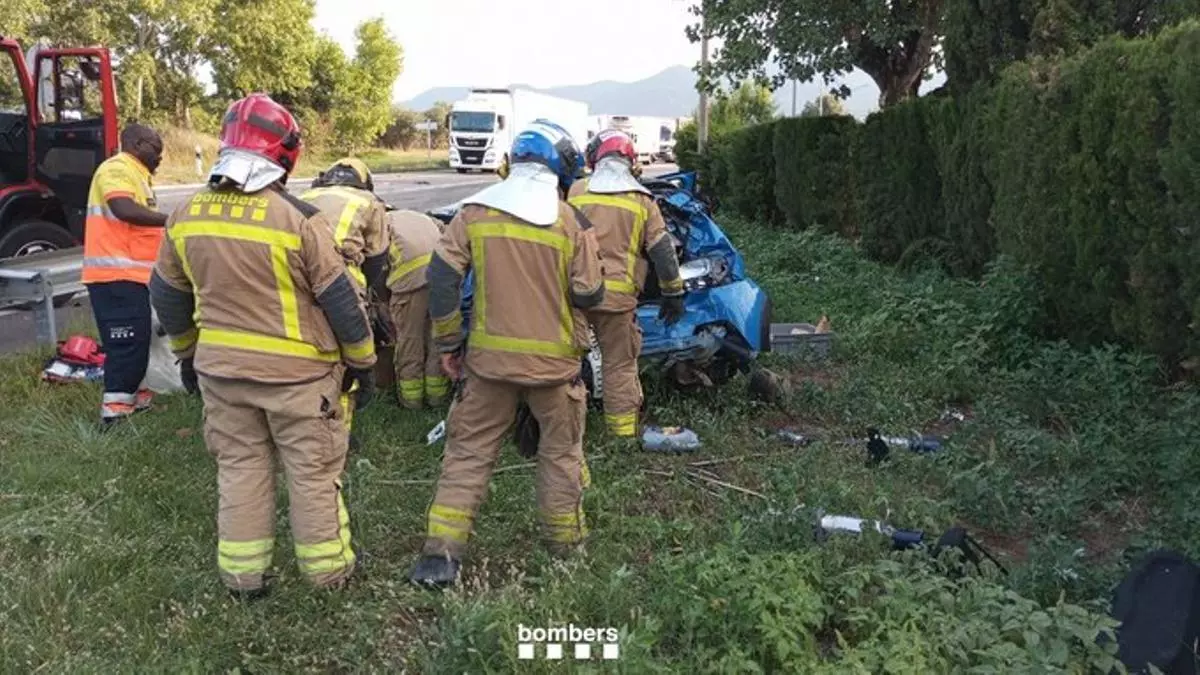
[401,65,945,121]
[401,65,700,117]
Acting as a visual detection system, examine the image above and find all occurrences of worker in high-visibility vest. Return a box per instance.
[385,209,449,408]
[149,94,376,598]
[409,119,603,588]
[82,123,168,426]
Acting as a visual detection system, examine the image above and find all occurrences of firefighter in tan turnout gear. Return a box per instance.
[149,94,376,598]
[569,129,684,438]
[386,209,450,408]
[408,120,604,587]
[301,158,391,437]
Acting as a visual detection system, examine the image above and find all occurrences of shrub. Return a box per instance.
[719,122,781,223]
[854,98,945,265]
[773,116,859,237]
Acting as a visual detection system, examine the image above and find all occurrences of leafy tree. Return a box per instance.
[944,0,1200,91]
[207,0,317,99]
[688,0,944,107]
[801,93,848,117]
[332,18,403,152]
[710,80,776,133]
[424,100,453,148]
[0,0,47,42]
[379,106,420,149]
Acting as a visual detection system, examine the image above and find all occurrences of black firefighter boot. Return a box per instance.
[408,553,461,589]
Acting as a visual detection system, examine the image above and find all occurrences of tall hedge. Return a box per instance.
[719,122,781,224]
[773,116,859,237]
[853,98,945,266]
[683,23,1200,366]
[987,26,1196,361]
[927,90,996,277]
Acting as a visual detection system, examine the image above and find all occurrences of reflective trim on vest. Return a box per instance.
[82,256,156,270]
[386,252,432,287]
[467,220,577,359]
[568,193,648,297]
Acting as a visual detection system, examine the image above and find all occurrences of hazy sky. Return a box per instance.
[313,0,702,101]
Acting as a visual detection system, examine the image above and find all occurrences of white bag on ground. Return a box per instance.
[140,308,185,394]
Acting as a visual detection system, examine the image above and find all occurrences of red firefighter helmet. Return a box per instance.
[585,129,636,169]
[218,93,303,173]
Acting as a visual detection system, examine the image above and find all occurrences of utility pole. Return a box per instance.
[697,8,710,154]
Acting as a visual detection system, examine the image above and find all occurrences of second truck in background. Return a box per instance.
[448,88,589,173]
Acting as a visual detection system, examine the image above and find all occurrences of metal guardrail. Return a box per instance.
[0,246,84,346]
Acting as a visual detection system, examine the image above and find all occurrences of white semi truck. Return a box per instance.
[448,88,589,173]
[590,115,678,164]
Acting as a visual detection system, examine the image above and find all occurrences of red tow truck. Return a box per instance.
[0,38,117,260]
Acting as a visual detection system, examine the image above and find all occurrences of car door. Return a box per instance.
[31,48,117,232]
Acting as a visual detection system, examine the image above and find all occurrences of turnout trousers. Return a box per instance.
[422,370,589,558]
[388,289,448,408]
[198,367,356,591]
[590,310,643,437]
[88,280,154,421]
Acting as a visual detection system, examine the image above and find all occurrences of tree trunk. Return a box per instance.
[136,76,143,119]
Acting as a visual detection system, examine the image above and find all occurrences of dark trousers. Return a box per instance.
[87,281,152,395]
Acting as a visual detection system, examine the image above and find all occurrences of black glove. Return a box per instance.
[658,294,685,325]
[180,357,199,395]
[342,366,376,410]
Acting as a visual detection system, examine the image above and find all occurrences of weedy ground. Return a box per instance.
[3,219,1196,672]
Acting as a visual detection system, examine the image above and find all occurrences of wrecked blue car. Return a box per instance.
[426,170,771,398]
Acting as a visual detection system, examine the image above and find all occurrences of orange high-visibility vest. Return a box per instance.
[81,152,163,285]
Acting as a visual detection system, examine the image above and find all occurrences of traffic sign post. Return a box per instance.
[416,120,437,158]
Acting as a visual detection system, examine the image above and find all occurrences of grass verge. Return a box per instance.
[154,126,447,186]
[4,217,1196,671]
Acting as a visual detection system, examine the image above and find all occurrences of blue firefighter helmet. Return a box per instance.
[509,119,584,190]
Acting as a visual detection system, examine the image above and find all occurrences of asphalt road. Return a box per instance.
[0,164,678,355]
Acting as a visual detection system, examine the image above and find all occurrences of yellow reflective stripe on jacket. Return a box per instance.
[348,264,366,288]
[169,219,342,355]
[171,220,301,250]
[467,220,576,358]
[432,311,462,341]
[342,336,375,362]
[427,503,472,543]
[302,187,370,246]
[386,252,432,287]
[569,193,648,296]
[199,329,341,362]
[169,327,199,352]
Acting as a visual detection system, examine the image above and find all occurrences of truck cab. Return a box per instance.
[448,89,513,173]
[0,38,118,260]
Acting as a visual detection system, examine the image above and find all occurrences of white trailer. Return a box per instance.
[447,88,589,172]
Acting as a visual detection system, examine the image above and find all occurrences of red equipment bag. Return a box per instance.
[58,336,105,367]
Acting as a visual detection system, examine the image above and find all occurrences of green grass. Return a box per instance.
[6,218,1199,671]
[154,126,447,186]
